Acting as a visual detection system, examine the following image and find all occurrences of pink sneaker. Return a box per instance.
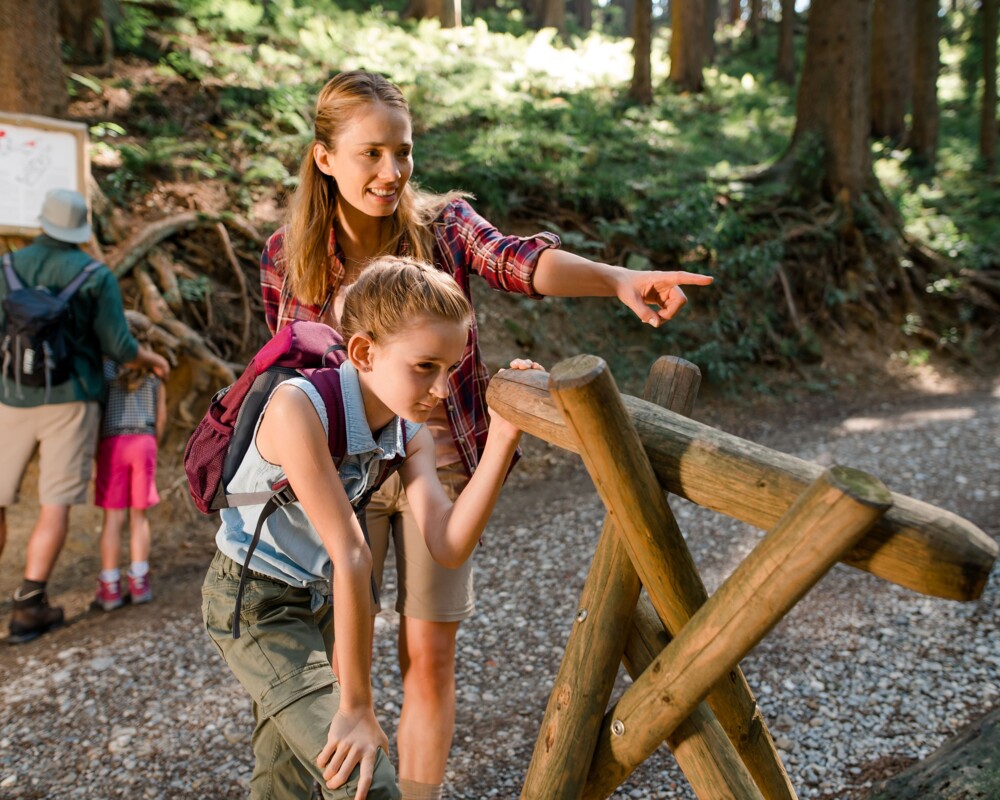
[127,573,153,605]
[93,577,124,612]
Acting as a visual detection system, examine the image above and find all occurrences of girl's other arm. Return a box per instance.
[154,382,167,443]
[401,360,538,569]
[256,386,386,799]
[531,248,714,328]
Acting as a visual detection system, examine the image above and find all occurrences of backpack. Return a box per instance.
[1,252,100,402]
[184,320,408,637]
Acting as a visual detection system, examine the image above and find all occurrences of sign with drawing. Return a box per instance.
[0,113,90,238]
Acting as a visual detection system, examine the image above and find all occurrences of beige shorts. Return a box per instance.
[365,463,474,622]
[0,401,101,507]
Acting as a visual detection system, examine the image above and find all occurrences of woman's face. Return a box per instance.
[314,102,414,222]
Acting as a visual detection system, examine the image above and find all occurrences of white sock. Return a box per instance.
[399,779,443,800]
[100,568,121,584]
[129,561,149,578]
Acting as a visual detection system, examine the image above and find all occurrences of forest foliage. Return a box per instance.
[71,0,1000,389]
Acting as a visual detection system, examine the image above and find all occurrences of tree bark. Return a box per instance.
[59,0,114,65]
[630,0,654,104]
[574,0,592,29]
[440,0,462,27]
[775,0,795,84]
[728,0,741,24]
[748,0,761,48]
[704,0,718,65]
[980,0,998,172]
[402,0,443,21]
[870,0,912,141]
[786,0,873,200]
[910,0,941,168]
[538,0,566,31]
[0,0,67,116]
[669,0,706,93]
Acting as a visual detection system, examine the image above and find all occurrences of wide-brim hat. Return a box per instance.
[39,188,91,244]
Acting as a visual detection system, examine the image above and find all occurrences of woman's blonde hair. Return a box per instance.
[340,256,472,344]
[284,70,466,306]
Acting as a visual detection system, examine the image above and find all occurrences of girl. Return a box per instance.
[204,258,538,800]
[93,332,167,611]
[260,69,713,798]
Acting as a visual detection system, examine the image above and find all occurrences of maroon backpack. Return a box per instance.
[184,320,406,637]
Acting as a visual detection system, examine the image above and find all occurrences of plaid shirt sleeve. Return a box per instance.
[260,227,329,334]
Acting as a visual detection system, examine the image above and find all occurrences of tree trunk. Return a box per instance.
[669,0,706,93]
[748,0,761,48]
[775,0,795,84]
[538,0,565,31]
[704,0,718,65]
[729,0,741,25]
[910,0,940,168]
[58,0,113,65]
[630,0,654,104]
[575,0,592,30]
[870,0,912,141]
[980,0,998,172]
[440,0,462,27]
[0,0,67,116]
[471,0,496,13]
[403,0,443,21]
[786,0,873,200]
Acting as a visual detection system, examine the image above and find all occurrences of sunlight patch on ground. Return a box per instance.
[836,406,977,434]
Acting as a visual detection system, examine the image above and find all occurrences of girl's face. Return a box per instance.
[354,315,468,428]
[314,102,414,222]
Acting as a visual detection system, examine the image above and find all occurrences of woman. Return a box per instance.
[260,70,713,799]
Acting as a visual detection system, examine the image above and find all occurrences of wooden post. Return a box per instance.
[582,465,894,798]
[544,355,794,798]
[521,357,768,800]
[486,368,996,601]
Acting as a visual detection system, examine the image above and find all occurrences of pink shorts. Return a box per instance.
[94,434,160,510]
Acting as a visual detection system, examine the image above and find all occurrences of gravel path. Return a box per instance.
[0,386,997,799]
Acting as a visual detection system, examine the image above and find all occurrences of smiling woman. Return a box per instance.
[257,69,713,800]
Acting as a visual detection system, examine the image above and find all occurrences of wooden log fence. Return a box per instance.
[485,354,997,800]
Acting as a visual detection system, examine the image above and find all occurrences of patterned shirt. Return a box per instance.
[100,360,160,438]
[260,199,560,475]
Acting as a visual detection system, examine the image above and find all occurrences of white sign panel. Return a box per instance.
[0,113,89,237]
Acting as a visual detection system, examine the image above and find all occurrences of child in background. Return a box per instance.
[202,257,538,799]
[92,331,167,611]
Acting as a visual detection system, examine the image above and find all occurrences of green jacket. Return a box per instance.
[0,235,138,407]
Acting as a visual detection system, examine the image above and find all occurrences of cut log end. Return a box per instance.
[549,354,607,390]
[827,465,894,511]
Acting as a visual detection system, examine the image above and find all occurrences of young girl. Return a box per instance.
[93,334,167,611]
[260,69,713,798]
[204,257,538,800]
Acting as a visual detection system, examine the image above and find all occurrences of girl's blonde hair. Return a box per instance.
[340,256,471,343]
[284,70,466,306]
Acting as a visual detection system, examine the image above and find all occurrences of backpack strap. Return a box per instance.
[55,260,101,304]
[1,253,22,292]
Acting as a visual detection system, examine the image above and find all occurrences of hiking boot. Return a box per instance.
[127,573,152,605]
[93,577,124,612]
[8,595,64,644]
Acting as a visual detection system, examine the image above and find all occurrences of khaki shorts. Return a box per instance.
[365,463,474,622]
[0,401,101,507]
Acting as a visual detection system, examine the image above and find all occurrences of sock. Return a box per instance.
[399,779,443,800]
[100,568,121,584]
[129,561,149,578]
[13,579,46,607]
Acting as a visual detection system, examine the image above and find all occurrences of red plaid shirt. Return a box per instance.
[260,199,560,475]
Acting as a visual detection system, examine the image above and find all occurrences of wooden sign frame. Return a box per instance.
[0,112,90,238]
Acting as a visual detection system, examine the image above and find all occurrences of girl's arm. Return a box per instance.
[255,385,386,799]
[400,360,538,569]
[154,382,167,443]
[531,248,714,328]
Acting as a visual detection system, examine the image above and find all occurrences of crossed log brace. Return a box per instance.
[486,355,997,800]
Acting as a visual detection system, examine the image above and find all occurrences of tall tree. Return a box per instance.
[669,0,707,92]
[704,0,719,64]
[0,0,67,116]
[729,0,741,24]
[748,0,761,48]
[775,0,795,84]
[981,0,998,172]
[575,0,593,30]
[403,0,463,28]
[870,0,913,141]
[783,0,873,199]
[630,0,654,104]
[538,0,566,30]
[910,0,940,168]
[59,0,114,66]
